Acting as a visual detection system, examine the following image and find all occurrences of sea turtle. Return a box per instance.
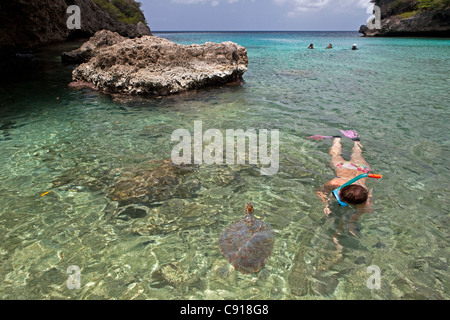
[218,203,275,274]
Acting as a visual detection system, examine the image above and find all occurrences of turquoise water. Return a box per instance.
[0,32,449,299]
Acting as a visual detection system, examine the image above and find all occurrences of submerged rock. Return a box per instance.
[71,34,249,96]
[108,159,198,206]
[116,205,148,221]
[151,263,190,288]
[150,261,205,290]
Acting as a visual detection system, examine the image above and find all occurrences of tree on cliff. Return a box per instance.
[93,0,148,25]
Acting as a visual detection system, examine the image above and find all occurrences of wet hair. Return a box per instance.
[340,185,368,205]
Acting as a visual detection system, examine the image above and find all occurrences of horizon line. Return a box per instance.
[152,30,360,33]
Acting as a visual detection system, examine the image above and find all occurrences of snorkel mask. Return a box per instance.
[332,173,383,207]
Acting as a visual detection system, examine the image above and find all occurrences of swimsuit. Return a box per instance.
[336,162,370,173]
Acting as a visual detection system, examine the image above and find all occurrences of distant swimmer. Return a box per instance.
[308,43,314,49]
[326,43,333,49]
[352,44,358,50]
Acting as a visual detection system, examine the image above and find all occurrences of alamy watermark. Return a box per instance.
[171,121,279,176]
[66,5,81,30]
[366,265,381,290]
[367,4,381,30]
[66,265,81,290]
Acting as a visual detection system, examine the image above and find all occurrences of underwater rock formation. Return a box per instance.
[108,160,198,206]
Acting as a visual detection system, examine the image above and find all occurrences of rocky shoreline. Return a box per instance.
[1,0,248,96]
[0,0,150,51]
[360,0,450,37]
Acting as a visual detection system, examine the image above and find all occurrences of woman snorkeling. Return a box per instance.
[308,131,382,249]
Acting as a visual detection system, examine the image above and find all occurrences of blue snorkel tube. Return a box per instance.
[332,173,383,207]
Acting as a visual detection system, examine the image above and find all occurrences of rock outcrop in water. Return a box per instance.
[0,0,150,51]
[360,0,450,37]
[70,32,249,96]
[62,30,127,63]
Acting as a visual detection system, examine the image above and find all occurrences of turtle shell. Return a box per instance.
[218,204,275,274]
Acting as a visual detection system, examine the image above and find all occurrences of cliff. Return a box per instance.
[360,0,450,37]
[0,0,151,51]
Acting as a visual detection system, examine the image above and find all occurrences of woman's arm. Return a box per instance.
[316,181,335,216]
[348,188,373,237]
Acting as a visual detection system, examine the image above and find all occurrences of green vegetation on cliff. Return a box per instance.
[398,10,419,19]
[93,0,147,25]
[361,0,450,36]
[416,0,450,10]
[392,0,450,10]
[391,0,450,19]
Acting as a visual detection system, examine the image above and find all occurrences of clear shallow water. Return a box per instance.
[0,32,448,299]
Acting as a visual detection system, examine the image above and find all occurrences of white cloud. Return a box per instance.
[170,0,371,18]
[171,0,370,12]
[172,0,208,4]
[172,0,242,5]
[274,0,371,16]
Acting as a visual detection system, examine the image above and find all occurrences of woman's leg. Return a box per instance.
[350,141,369,167]
[330,137,345,167]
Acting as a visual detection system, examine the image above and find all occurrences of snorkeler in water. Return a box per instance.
[308,130,382,248]
[326,43,333,49]
[317,134,371,215]
[308,43,314,49]
[352,44,358,50]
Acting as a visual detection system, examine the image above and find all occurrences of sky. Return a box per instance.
[140,0,374,31]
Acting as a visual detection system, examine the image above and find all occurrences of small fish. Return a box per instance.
[40,191,50,197]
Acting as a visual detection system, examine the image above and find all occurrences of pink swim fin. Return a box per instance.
[340,130,360,141]
[306,135,334,140]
